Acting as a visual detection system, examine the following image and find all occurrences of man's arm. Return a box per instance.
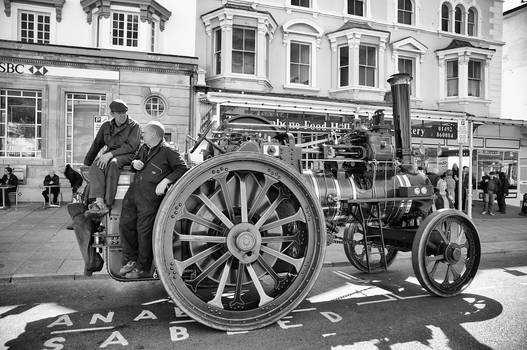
[155,148,189,195]
[108,123,141,157]
[84,122,108,166]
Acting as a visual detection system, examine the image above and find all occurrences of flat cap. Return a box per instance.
[109,99,128,112]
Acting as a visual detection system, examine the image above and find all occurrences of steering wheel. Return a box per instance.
[190,121,216,154]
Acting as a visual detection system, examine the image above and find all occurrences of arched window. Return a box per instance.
[398,0,413,25]
[145,95,166,118]
[441,3,450,31]
[454,6,463,34]
[467,8,477,36]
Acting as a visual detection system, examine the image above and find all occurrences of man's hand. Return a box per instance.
[155,178,171,196]
[96,152,113,169]
[132,160,144,170]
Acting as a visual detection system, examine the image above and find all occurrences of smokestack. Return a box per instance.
[387,73,413,165]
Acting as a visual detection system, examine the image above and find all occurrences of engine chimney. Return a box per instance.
[387,73,413,165]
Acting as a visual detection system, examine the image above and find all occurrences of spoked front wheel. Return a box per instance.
[153,152,326,330]
[412,209,480,297]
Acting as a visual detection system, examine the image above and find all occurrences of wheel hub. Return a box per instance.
[444,243,462,264]
[226,223,262,264]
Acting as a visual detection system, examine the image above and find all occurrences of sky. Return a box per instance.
[503,0,525,11]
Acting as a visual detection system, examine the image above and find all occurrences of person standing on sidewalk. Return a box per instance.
[118,121,188,279]
[496,172,509,214]
[461,166,469,211]
[481,172,498,215]
[445,170,456,207]
[84,99,141,215]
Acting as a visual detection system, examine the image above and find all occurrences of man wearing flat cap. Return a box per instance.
[118,121,188,279]
[84,99,141,215]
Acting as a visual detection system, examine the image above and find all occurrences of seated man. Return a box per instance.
[84,99,141,215]
[0,166,18,208]
[119,121,188,279]
[42,168,60,205]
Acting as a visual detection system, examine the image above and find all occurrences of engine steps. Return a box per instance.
[356,202,388,273]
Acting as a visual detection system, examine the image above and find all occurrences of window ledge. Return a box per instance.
[329,86,384,94]
[436,30,480,41]
[438,97,491,105]
[283,84,321,92]
[285,5,319,18]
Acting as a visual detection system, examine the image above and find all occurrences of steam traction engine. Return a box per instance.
[105,74,481,330]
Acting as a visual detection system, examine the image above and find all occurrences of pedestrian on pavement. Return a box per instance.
[64,164,83,201]
[445,170,456,206]
[461,166,469,211]
[42,168,60,205]
[0,166,18,208]
[496,172,509,214]
[452,163,460,208]
[118,121,188,279]
[84,99,141,216]
[481,172,498,215]
[434,172,452,210]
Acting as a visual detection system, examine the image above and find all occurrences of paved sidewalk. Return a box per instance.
[0,201,526,282]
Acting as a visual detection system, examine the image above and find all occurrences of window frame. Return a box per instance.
[454,6,464,34]
[144,95,167,118]
[446,60,459,97]
[18,10,51,44]
[214,28,222,75]
[397,0,413,25]
[467,8,477,37]
[397,56,415,95]
[289,41,312,86]
[291,0,311,8]
[468,59,482,97]
[338,45,350,87]
[111,11,139,48]
[358,44,377,87]
[441,3,451,32]
[231,26,256,76]
[347,0,364,17]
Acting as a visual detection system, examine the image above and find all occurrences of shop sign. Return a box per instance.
[0,61,118,80]
[411,122,457,139]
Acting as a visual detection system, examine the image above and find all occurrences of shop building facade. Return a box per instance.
[192,0,525,199]
[0,0,198,201]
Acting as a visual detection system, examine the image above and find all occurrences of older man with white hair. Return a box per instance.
[118,121,188,279]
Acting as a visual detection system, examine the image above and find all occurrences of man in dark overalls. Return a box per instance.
[119,121,188,278]
[84,99,141,215]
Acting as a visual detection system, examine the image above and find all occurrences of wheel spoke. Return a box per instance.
[429,260,440,277]
[435,226,449,243]
[442,265,451,285]
[196,192,234,229]
[208,258,232,309]
[180,208,225,233]
[443,221,452,242]
[257,256,287,287]
[230,263,246,309]
[248,174,278,221]
[238,173,248,223]
[260,208,305,232]
[247,263,274,306]
[175,244,224,275]
[261,234,298,244]
[216,174,235,221]
[188,252,231,291]
[426,254,444,263]
[254,189,288,230]
[176,234,227,244]
[261,245,302,272]
[450,264,461,280]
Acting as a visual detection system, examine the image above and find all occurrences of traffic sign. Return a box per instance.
[457,119,468,144]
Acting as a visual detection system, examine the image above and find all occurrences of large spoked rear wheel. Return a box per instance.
[412,209,480,297]
[343,222,398,273]
[153,152,326,330]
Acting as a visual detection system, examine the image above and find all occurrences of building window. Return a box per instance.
[446,60,458,96]
[65,93,107,165]
[112,12,138,47]
[339,46,349,87]
[347,0,364,16]
[0,89,43,158]
[232,27,255,75]
[397,0,413,25]
[20,12,50,44]
[441,3,450,31]
[468,60,481,97]
[467,8,477,36]
[214,28,222,75]
[398,57,414,95]
[291,0,310,8]
[290,42,311,85]
[454,6,463,34]
[359,45,376,87]
[145,95,166,118]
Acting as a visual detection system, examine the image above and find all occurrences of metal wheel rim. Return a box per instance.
[153,153,326,330]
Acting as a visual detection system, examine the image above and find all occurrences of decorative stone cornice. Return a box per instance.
[201,4,277,37]
[4,0,65,22]
[80,0,171,31]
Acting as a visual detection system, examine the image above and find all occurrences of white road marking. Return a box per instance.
[322,333,336,337]
[292,307,316,313]
[169,319,197,324]
[142,298,170,305]
[356,294,397,306]
[50,326,114,334]
[227,331,249,335]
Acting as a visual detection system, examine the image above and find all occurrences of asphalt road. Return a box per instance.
[1,252,526,350]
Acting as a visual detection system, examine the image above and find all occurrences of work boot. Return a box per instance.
[125,267,150,279]
[119,261,136,275]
